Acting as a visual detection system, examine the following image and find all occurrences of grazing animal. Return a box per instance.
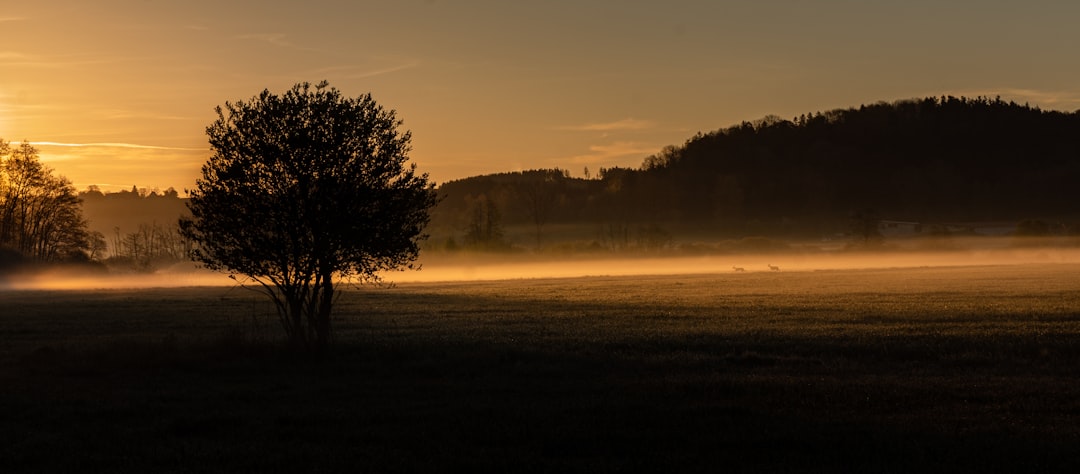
[768,264,780,271]
[732,266,745,272]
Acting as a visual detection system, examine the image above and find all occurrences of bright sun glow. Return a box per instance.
[6,2,1080,192]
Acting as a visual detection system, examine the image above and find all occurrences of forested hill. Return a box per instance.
[642,96,1080,222]
[431,96,1080,236]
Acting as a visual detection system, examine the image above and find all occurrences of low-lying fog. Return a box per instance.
[405,246,1080,283]
[3,237,1079,290]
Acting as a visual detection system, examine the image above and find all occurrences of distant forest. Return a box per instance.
[24,95,1080,267]
[10,94,1077,272]
[79,186,190,269]
[431,96,1080,245]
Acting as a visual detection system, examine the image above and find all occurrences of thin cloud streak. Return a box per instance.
[98,109,192,121]
[943,88,1080,109]
[566,141,659,166]
[0,52,147,69]
[557,118,656,132]
[236,33,294,48]
[31,141,203,151]
[235,33,321,53]
[308,61,420,79]
[349,62,420,79]
[996,88,1080,108]
[33,144,205,193]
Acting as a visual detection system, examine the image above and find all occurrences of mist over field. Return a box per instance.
[5,97,1071,296]
[4,236,1078,290]
[7,258,1080,472]
[7,3,1080,465]
[406,242,1080,283]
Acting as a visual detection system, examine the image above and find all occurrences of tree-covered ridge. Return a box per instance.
[430,97,1080,241]
[643,96,1080,222]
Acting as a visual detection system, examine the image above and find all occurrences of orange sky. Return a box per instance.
[4,1,1080,193]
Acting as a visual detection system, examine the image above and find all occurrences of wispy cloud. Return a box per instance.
[24,140,207,193]
[557,118,656,132]
[0,51,143,69]
[565,141,659,166]
[350,62,420,78]
[96,109,192,121]
[999,88,1080,108]
[309,61,420,79]
[31,141,203,151]
[0,17,26,23]
[236,33,302,49]
[943,88,1080,109]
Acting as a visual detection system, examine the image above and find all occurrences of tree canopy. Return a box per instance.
[180,81,438,349]
[0,140,95,267]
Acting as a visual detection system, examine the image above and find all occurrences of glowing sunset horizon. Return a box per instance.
[4,1,1080,193]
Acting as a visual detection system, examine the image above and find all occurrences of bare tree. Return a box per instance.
[463,194,507,250]
[520,169,562,250]
[0,140,92,262]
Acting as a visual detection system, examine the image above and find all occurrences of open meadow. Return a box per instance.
[3,263,1080,472]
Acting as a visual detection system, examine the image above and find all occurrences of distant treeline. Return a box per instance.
[49,96,1080,261]
[431,96,1080,241]
[1,140,103,267]
[79,187,191,268]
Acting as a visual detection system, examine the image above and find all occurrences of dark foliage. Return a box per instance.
[643,96,1080,223]
[462,194,509,250]
[0,140,95,265]
[432,97,1080,238]
[180,81,438,349]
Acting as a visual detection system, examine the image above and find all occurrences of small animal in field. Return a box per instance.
[732,266,745,272]
[768,264,780,271]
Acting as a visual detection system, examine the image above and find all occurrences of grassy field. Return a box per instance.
[3,263,1080,472]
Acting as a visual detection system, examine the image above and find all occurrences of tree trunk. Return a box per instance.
[287,294,305,349]
[315,271,334,350]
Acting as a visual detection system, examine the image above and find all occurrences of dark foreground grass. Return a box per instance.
[3,264,1080,472]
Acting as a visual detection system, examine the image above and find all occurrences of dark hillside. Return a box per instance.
[430,97,1080,241]
[653,96,1080,222]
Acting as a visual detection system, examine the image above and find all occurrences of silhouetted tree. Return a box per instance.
[597,222,630,250]
[849,208,883,248]
[110,222,189,271]
[463,194,507,250]
[0,140,93,262]
[180,81,438,350]
[86,231,108,261]
[636,223,672,251]
[520,169,563,250]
